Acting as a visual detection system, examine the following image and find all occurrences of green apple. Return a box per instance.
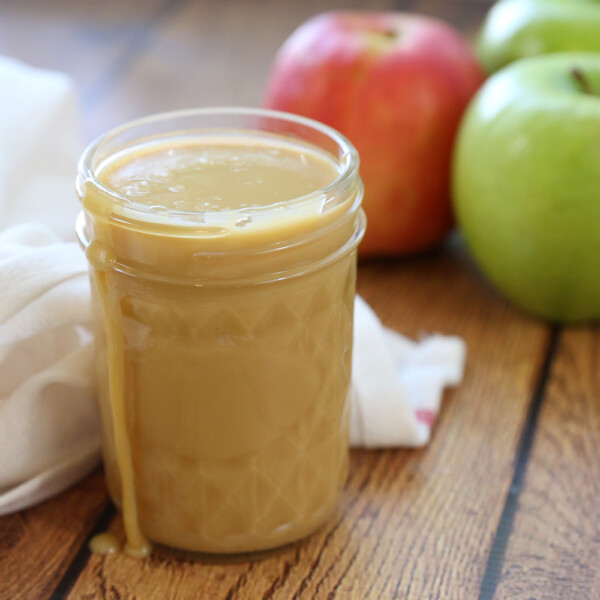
[478,0,600,73]
[453,53,600,322]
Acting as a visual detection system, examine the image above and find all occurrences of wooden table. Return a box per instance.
[1,1,598,598]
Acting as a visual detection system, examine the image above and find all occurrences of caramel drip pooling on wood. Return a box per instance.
[92,270,151,559]
[88,533,122,556]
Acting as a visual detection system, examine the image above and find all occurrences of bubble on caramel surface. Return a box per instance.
[235,215,252,227]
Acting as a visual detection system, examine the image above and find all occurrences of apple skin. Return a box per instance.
[263,12,484,256]
[453,53,600,322]
[478,0,600,74]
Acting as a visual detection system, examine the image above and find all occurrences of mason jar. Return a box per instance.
[76,108,365,555]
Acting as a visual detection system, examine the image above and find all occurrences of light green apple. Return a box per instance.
[452,53,600,322]
[478,0,600,73]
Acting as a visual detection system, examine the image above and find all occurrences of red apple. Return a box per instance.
[263,12,485,256]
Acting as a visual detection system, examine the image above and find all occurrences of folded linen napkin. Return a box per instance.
[0,223,99,516]
[0,58,466,515]
[351,297,465,447]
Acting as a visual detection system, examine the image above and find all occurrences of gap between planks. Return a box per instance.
[478,326,562,600]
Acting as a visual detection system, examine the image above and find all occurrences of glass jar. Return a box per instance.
[76,108,365,555]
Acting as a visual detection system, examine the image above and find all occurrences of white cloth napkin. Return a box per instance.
[0,58,466,515]
[351,297,466,447]
[0,56,100,516]
[0,224,99,516]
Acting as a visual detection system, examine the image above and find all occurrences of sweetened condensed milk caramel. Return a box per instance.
[77,109,365,556]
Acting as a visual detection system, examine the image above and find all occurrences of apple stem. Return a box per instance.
[571,67,596,96]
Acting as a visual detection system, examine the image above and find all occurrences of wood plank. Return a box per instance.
[0,469,108,599]
[0,0,176,140]
[494,327,600,600]
[66,241,551,599]
[84,0,396,137]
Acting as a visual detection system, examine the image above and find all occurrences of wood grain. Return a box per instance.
[0,470,108,600]
[65,242,550,599]
[494,327,600,600]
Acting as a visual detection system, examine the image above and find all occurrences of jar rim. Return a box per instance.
[77,106,360,226]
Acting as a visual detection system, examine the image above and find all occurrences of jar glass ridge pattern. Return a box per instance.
[77,108,365,554]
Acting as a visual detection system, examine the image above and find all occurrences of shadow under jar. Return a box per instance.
[76,108,365,556]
